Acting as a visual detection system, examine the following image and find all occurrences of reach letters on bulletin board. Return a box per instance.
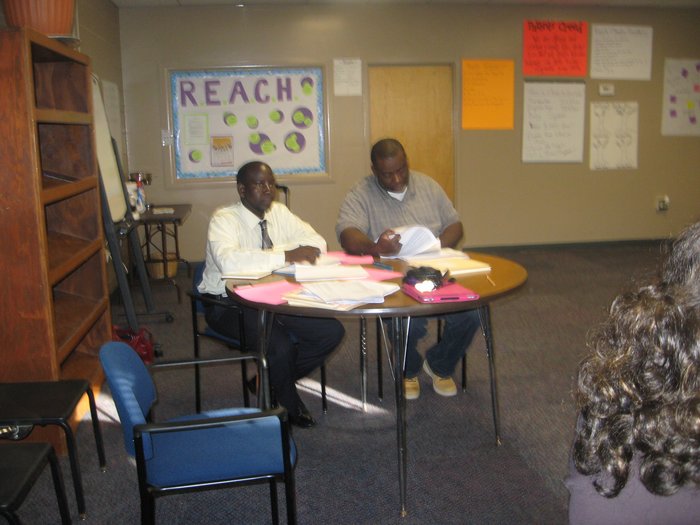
[169,66,327,180]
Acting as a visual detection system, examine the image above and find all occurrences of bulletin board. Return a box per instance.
[168,66,327,181]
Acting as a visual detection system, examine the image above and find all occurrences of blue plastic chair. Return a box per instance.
[100,341,297,525]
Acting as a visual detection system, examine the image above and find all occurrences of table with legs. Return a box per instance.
[227,252,527,516]
[134,204,192,302]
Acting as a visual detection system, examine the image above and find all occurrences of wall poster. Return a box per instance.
[169,67,327,181]
[661,58,700,136]
[590,101,639,170]
[523,20,588,77]
[522,81,586,163]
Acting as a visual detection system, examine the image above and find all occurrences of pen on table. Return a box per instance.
[486,275,496,287]
[373,261,393,271]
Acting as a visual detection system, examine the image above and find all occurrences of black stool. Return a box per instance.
[0,442,71,524]
[0,380,106,519]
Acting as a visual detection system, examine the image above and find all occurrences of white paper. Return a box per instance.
[333,58,362,96]
[380,225,441,259]
[293,264,369,282]
[522,82,585,163]
[274,254,341,275]
[590,25,653,80]
[299,280,399,304]
[590,102,639,170]
[661,58,700,136]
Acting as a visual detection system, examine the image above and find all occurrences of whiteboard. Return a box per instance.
[92,75,127,222]
[522,82,585,163]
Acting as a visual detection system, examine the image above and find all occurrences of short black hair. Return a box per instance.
[371,138,405,166]
[236,161,270,185]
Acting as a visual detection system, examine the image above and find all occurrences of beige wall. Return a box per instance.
[7,3,699,261]
[118,5,700,261]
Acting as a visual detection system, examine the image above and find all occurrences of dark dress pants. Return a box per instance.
[204,297,345,413]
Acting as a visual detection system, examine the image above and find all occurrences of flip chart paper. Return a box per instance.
[661,58,700,136]
[590,25,653,80]
[461,59,514,130]
[522,82,585,163]
[523,20,588,77]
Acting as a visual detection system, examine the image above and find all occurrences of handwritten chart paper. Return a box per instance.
[661,58,700,136]
[590,25,653,80]
[333,58,362,96]
[523,20,588,77]
[590,102,639,170]
[461,59,514,130]
[522,82,585,163]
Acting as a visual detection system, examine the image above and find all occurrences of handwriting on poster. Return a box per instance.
[522,82,585,163]
[523,20,588,77]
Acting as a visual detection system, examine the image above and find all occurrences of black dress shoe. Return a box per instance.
[289,402,315,428]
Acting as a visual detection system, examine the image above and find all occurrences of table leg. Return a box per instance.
[359,317,368,411]
[478,305,501,446]
[257,309,273,410]
[391,316,409,517]
[160,221,168,282]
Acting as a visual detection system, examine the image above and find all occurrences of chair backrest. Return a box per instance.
[99,341,157,457]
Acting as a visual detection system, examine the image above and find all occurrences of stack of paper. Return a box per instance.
[379,225,441,258]
[402,248,491,276]
[222,269,272,280]
[274,254,341,275]
[293,264,369,281]
[284,280,400,310]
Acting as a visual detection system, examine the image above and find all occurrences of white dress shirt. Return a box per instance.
[199,201,327,295]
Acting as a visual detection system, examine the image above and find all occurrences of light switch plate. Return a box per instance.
[599,83,615,96]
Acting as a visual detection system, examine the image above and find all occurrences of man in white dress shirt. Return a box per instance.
[199,161,345,427]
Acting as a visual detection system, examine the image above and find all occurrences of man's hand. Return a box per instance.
[285,245,322,264]
[375,229,402,256]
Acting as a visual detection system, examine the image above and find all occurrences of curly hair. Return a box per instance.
[573,282,700,498]
[661,220,700,290]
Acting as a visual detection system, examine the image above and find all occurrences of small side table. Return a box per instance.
[135,204,192,302]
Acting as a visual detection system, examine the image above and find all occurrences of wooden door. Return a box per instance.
[368,65,454,200]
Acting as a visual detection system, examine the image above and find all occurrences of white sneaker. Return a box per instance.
[423,361,457,397]
[404,376,420,400]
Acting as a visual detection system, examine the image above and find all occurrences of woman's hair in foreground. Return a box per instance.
[573,225,700,497]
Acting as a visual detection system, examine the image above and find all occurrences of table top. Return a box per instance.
[136,203,192,224]
[226,251,527,318]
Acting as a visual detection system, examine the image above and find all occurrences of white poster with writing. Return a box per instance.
[661,58,700,136]
[170,67,326,180]
[522,82,585,163]
[590,102,639,170]
[590,25,653,80]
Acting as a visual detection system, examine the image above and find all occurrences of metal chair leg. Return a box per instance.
[47,448,72,525]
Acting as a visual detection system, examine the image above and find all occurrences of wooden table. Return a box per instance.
[226,252,527,516]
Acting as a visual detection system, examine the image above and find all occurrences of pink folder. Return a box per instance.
[401,282,479,303]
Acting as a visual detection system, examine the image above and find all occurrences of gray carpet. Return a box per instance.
[12,242,663,524]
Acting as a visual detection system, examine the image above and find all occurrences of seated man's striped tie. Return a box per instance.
[260,219,273,249]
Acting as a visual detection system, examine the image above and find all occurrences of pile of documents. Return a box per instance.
[401,248,492,276]
[378,225,441,258]
[284,280,400,311]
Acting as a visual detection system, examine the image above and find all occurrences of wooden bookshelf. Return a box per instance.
[0,28,110,452]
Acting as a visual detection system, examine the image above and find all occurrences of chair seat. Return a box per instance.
[146,408,297,487]
[0,443,54,509]
[0,380,90,422]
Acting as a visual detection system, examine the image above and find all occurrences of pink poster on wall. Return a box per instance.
[523,20,588,77]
